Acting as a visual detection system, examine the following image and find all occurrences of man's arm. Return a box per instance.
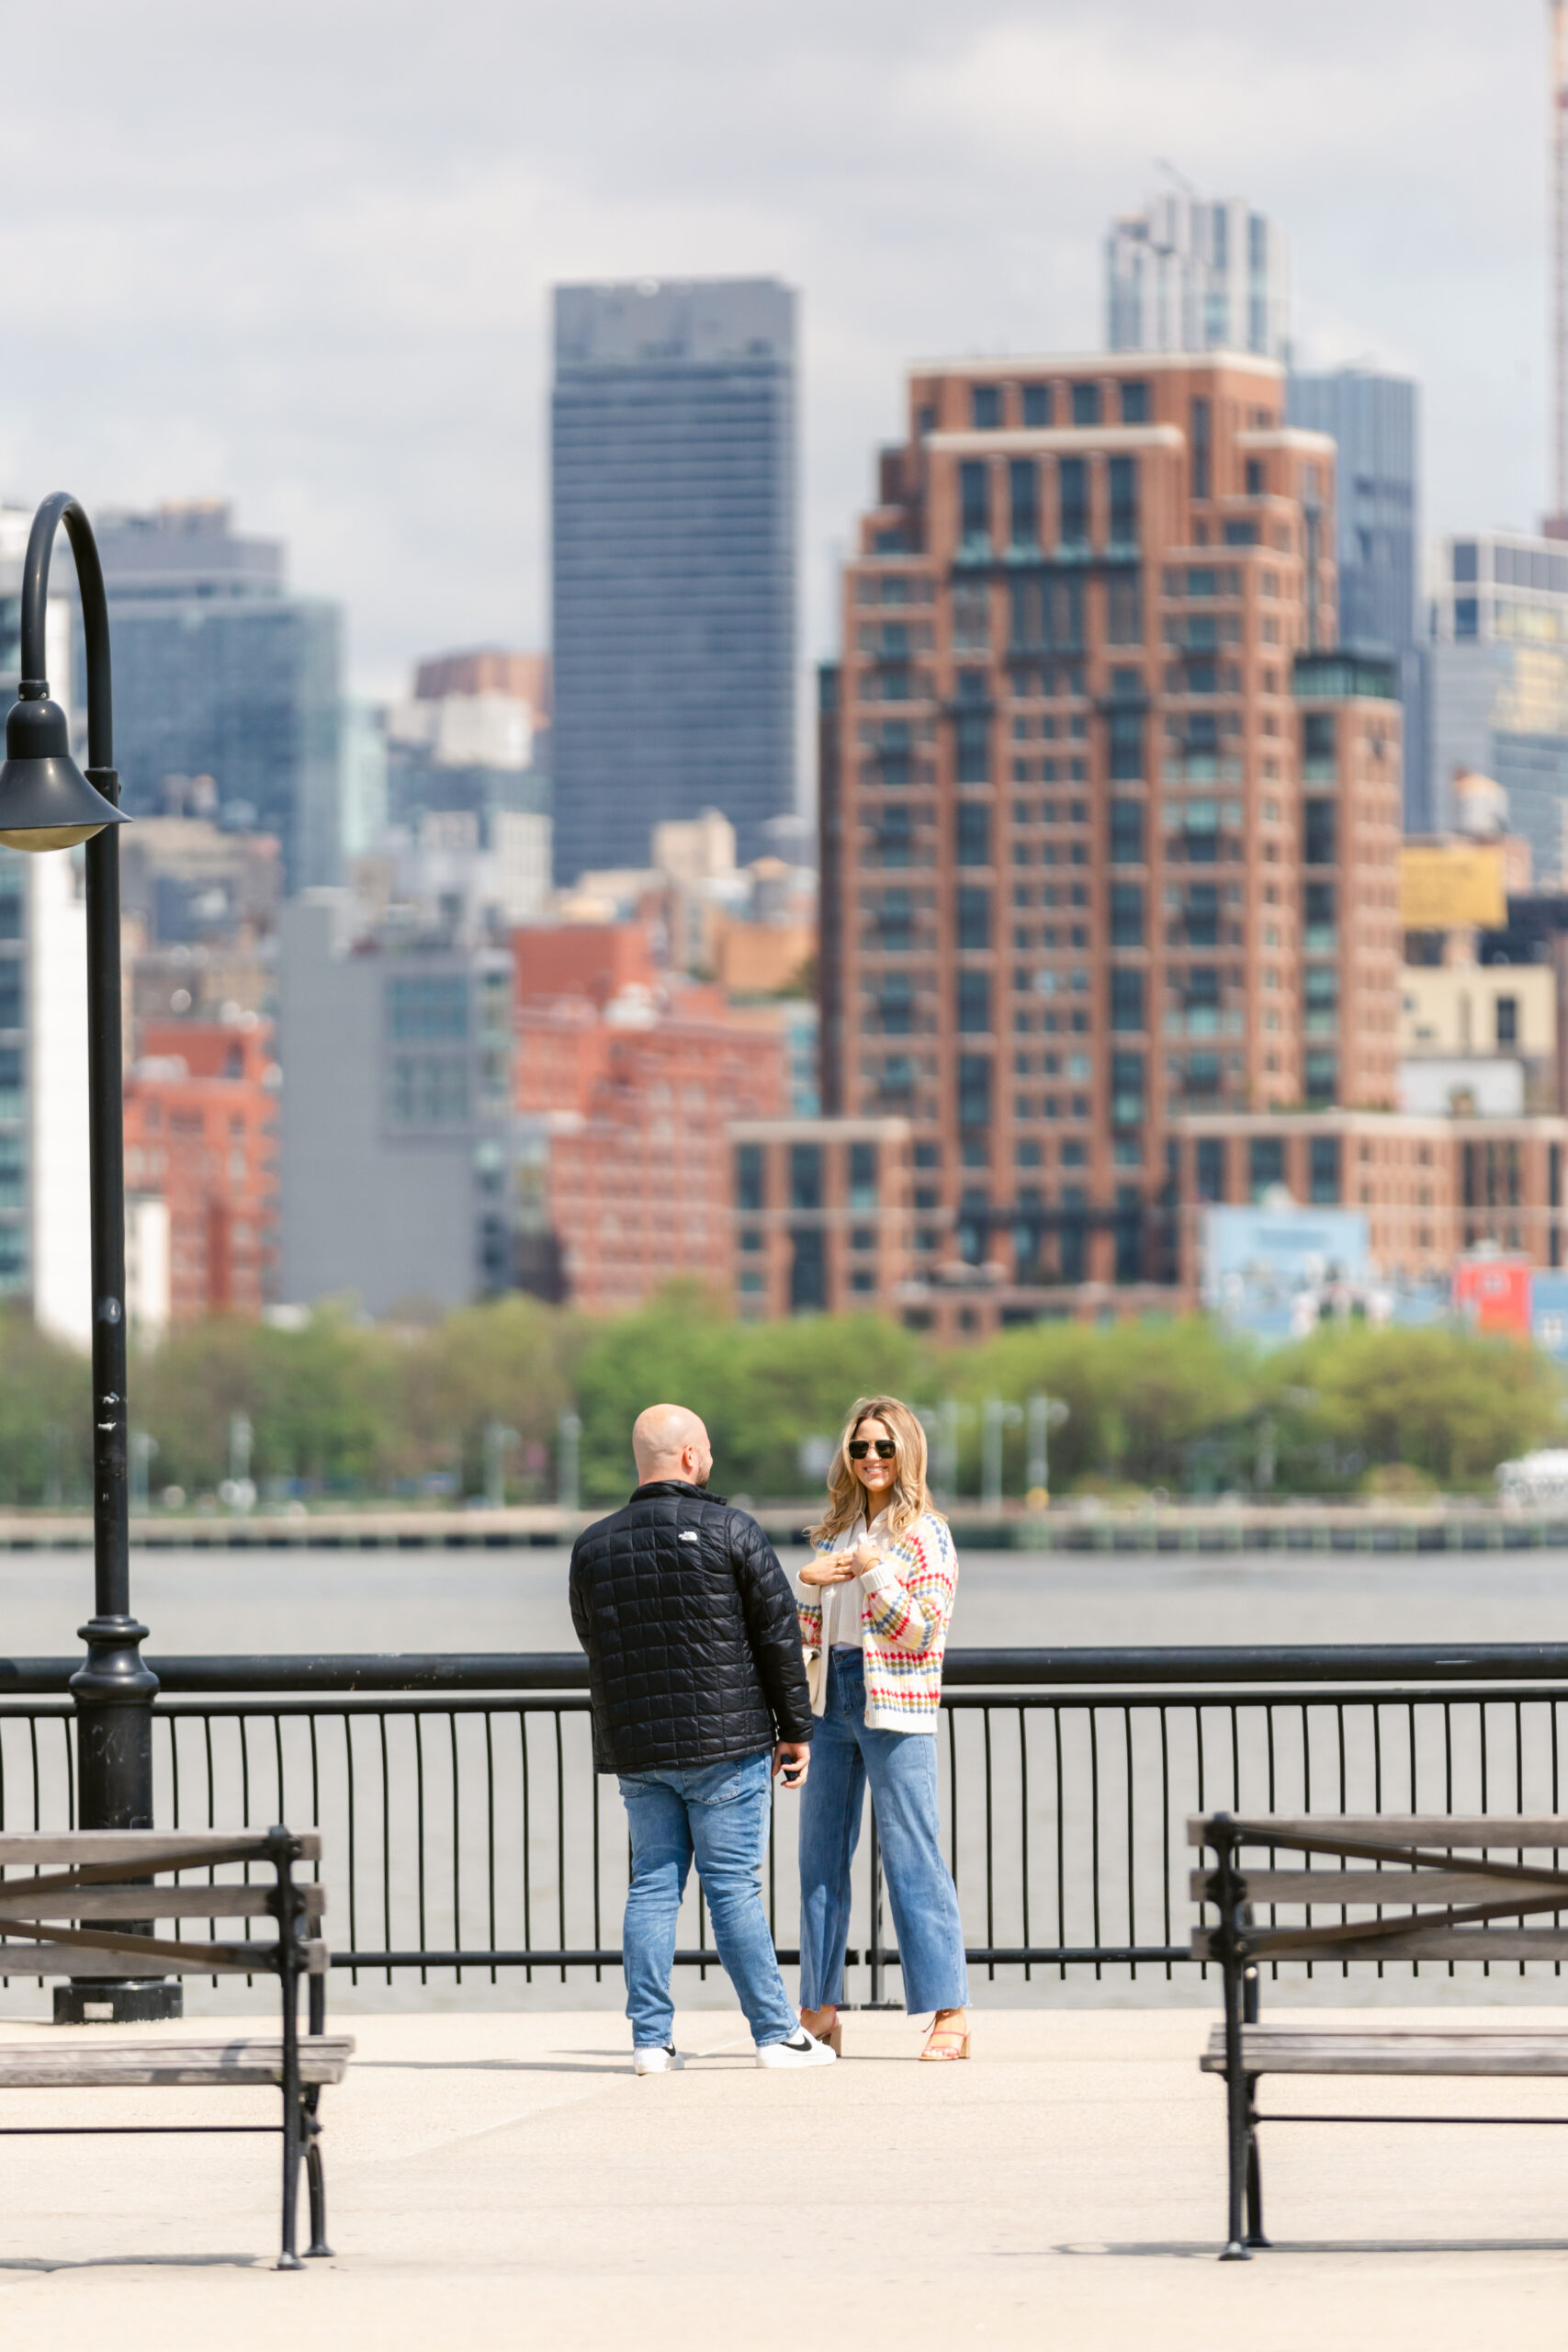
[729,1513,814,1743]
[568,1538,592,1652]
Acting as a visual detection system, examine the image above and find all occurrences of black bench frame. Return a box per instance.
[1197,1810,1568,2261]
[0,1823,339,2268]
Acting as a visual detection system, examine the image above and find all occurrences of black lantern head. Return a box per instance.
[0,689,127,851]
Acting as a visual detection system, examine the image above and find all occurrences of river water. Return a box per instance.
[8,1540,1568,1656]
[6,1544,1568,2018]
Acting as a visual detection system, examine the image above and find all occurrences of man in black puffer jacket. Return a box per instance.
[570,1402,833,2075]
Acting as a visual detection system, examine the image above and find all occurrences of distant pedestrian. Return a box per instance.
[796,1394,970,2060]
[570,1402,836,2074]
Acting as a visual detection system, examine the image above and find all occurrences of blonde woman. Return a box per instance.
[795,1395,969,2061]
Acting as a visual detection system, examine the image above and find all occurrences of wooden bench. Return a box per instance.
[1191,1812,1568,2259]
[0,1826,352,2268]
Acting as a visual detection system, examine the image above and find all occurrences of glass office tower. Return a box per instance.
[1288,368,1427,830]
[92,503,344,890]
[550,278,797,881]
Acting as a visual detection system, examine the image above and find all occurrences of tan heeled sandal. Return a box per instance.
[801,2007,842,2054]
[919,2009,970,2061]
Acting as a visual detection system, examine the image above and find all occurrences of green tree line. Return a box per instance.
[0,1289,1557,1508]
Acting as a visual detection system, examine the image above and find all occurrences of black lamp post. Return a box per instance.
[0,493,178,2021]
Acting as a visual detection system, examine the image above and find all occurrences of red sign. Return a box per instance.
[1452,1254,1533,1338]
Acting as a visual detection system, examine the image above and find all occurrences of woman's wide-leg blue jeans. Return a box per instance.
[797,1651,969,2016]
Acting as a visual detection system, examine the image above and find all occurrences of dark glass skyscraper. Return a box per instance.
[1287,369,1427,828]
[551,278,796,880]
[90,503,344,889]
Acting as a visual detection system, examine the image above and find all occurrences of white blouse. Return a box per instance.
[823,1507,890,1651]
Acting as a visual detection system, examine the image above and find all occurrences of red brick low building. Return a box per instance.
[514,928,787,1313]
[123,1017,280,1320]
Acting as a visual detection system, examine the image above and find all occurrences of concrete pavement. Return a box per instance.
[0,2006,1564,2346]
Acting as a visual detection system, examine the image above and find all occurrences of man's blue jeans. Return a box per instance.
[617,1749,797,2049]
[798,1651,970,2017]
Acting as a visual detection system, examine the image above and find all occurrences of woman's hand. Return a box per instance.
[799,1551,860,1588]
[851,1540,883,1576]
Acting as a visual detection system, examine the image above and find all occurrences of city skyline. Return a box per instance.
[0,0,1555,704]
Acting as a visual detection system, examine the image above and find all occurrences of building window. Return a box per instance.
[1303,799,1337,865]
[790,1227,827,1314]
[956,801,992,864]
[1120,380,1149,425]
[1245,459,1265,496]
[971,384,1001,429]
[955,710,990,786]
[1223,520,1258,547]
[1454,596,1479,639]
[1304,1050,1337,1102]
[1196,1138,1226,1202]
[1070,383,1100,427]
[1022,384,1052,427]
[959,460,990,550]
[734,1145,765,1211]
[1190,397,1212,501]
[957,971,992,1035]
[0,964,22,1032]
[1109,883,1144,947]
[850,1269,875,1295]
[1107,574,1143,645]
[388,974,468,1041]
[848,1141,878,1209]
[1496,995,1518,1046]
[1452,542,1479,583]
[739,1227,763,1253]
[790,1144,822,1212]
[957,1054,992,1129]
[1108,456,1137,546]
[1009,458,1038,548]
[1309,1136,1341,1204]
[1303,710,1337,780]
[1109,799,1145,865]
[1110,968,1144,1031]
[389,1055,469,1125]
[957,886,992,949]
[1058,458,1089,549]
[952,582,990,650]
[1108,707,1143,781]
[1248,1137,1285,1199]
[1111,1052,1145,1125]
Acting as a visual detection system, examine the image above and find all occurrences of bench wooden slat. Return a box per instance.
[0,1936,329,1976]
[0,2035,354,2088]
[1202,2026,1568,2077]
[0,1884,326,1923]
[1192,1925,1568,1962]
[1187,1868,1568,1906]
[0,1831,322,1866]
[1188,1815,1568,1849]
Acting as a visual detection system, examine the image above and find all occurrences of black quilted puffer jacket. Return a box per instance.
[569,1480,814,1774]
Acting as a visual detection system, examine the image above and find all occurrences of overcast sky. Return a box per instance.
[3,0,1553,697]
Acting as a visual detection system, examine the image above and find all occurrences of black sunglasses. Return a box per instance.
[848,1439,897,1461]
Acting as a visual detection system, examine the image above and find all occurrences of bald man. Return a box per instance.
[569,1402,830,2074]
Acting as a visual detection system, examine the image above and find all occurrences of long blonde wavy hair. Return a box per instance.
[808,1395,938,1547]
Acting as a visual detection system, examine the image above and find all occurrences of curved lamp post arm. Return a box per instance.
[19,491,113,772]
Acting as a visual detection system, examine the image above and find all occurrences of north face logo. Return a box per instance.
[678,1532,700,1544]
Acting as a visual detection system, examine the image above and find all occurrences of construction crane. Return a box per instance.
[1551,0,1568,530]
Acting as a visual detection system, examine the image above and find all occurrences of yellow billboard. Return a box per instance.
[1399,843,1506,931]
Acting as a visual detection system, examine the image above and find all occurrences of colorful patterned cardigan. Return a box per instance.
[795,1508,958,1734]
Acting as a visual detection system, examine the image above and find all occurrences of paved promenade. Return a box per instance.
[0,2007,1565,2346]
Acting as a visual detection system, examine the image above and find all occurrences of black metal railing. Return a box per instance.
[3,1647,1568,1996]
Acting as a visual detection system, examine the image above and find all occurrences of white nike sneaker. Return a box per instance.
[633,2043,684,2075]
[755,2029,838,2070]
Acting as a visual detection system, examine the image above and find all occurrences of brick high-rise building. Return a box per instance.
[820,352,1405,1333]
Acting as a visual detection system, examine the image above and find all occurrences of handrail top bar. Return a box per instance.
[6,1644,1568,1694]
